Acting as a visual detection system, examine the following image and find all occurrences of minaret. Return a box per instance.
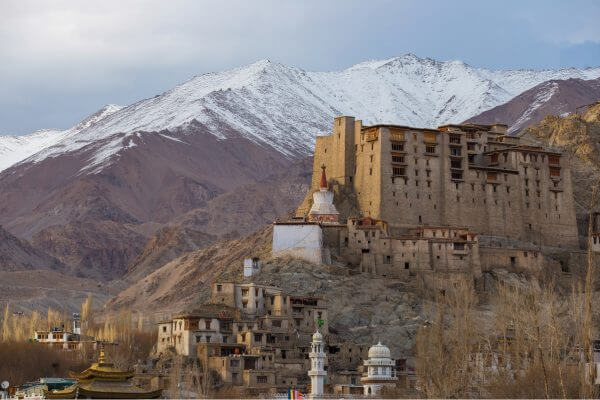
[308,329,327,399]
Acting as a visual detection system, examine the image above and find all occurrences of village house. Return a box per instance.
[33,312,113,351]
[156,279,343,394]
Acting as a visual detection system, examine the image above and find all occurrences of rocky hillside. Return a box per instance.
[107,223,579,359]
[125,226,217,282]
[467,78,600,132]
[105,225,422,356]
[104,227,274,316]
[520,102,600,236]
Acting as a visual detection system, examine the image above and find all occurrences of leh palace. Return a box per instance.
[276,115,582,289]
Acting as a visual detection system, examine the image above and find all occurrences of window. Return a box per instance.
[216,284,222,292]
[257,376,268,384]
[404,262,410,270]
[425,145,436,154]
[549,167,561,177]
[392,155,404,163]
[451,147,462,156]
[391,141,404,151]
[451,171,463,180]
[451,159,462,169]
[449,135,461,144]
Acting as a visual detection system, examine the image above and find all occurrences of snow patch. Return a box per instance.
[510,82,559,133]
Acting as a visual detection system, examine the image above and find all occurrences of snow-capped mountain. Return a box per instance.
[0,104,122,171]
[467,77,600,132]
[2,54,600,173]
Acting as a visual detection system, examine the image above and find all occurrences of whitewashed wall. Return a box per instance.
[272,224,323,264]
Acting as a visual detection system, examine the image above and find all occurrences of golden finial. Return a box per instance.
[98,343,106,363]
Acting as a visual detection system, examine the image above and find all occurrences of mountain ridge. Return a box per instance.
[2,54,599,174]
[466,78,600,132]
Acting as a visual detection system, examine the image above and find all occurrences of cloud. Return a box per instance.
[0,0,599,134]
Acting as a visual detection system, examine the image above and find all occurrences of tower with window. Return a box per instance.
[308,329,327,398]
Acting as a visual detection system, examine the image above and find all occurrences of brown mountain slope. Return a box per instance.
[32,220,147,280]
[520,102,600,239]
[0,226,64,272]
[125,226,217,282]
[0,125,291,280]
[467,78,600,133]
[173,157,312,236]
[123,157,311,281]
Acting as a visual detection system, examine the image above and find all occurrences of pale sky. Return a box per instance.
[1,0,599,135]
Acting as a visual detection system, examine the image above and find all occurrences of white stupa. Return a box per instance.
[361,342,397,396]
[308,329,327,399]
[307,165,339,224]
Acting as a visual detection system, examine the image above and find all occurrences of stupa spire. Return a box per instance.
[320,164,327,189]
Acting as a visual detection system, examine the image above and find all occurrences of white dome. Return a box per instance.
[312,330,323,341]
[368,342,391,359]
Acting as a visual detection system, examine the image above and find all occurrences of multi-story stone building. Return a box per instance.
[298,116,579,249]
[156,281,337,394]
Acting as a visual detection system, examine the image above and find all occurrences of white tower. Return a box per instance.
[308,330,327,398]
[72,313,81,335]
[361,342,397,397]
[243,257,260,277]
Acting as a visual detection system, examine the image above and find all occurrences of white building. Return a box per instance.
[272,222,325,265]
[272,166,340,265]
[308,330,327,399]
[243,257,261,277]
[361,342,397,396]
